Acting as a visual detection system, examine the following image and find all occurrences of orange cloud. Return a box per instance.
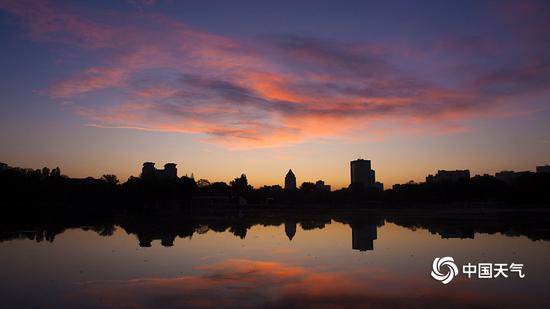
[2,0,549,149]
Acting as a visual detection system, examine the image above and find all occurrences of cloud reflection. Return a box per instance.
[64,259,544,308]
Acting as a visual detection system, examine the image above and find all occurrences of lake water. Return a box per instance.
[1,211,550,308]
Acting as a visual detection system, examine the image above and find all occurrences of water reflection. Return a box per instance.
[351,223,377,251]
[1,209,550,308]
[61,259,546,308]
[284,221,296,241]
[2,209,550,249]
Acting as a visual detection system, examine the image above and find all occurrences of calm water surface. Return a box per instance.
[1,218,550,308]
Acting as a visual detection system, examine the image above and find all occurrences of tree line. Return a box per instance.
[0,164,549,206]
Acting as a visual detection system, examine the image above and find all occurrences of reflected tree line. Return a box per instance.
[1,208,549,250]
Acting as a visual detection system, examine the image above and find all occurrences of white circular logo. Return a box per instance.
[431,256,459,284]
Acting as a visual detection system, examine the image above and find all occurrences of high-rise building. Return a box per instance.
[285,169,296,190]
[350,159,376,187]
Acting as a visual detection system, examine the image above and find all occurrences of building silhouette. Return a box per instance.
[426,170,470,184]
[0,162,7,172]
[315,180,331,191]
[350,159,383,190]
[141,162,178,179]
[285,169,296,190]
[537,165,550,174]
[495,170,531,184]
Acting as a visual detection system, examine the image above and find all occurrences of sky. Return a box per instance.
[0,0,549,189]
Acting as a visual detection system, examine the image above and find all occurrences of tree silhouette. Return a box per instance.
[41,167,50,178]
[230,174,251,195]
[197,179,210,188]
[101,174,119,185]
[51,167,61,177]
[300,182,316,193]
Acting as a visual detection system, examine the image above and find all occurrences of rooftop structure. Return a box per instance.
[285,169,296,190]
[426,170,470,184]
[141,162,178,180]
[495,170,532,184]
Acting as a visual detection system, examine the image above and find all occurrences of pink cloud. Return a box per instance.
[51,67,125,97]
[2,0,549,148]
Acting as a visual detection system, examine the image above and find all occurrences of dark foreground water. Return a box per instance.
[1,210,550,308]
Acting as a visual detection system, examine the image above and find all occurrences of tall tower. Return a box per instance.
[285,169,296,190]
[350,159,375,187]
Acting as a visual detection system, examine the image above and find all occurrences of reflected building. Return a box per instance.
[439,229,474,239]
[136,234,177,247]
[285,169,296,190]
[285,221,297,241]
[161,235,176,247]
[141,162,178,179]
[138,235,153,247]
[351,223,378,251]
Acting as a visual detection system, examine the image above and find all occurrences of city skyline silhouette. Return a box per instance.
[1,1,550,189]
[1,159,549,191]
